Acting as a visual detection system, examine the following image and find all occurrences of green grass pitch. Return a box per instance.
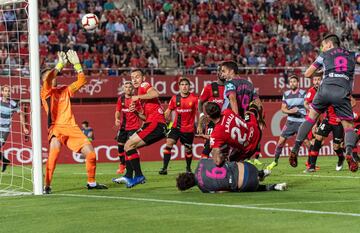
[1,156,360,233]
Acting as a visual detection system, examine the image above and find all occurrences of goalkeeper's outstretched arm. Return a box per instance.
[67,50,87,94]
[42,51,67,91]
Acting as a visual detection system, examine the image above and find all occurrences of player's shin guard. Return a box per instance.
[85,151,97,183]
[274,144,284,163]
[345,128,358,160]
[45,148,60,186]
[162,146,172,170]
[126,149,143,177]
[293,117,316,153]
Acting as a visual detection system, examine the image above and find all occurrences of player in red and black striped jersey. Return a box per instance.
[114,69,166,188]
[114,81,144,175]
[159,77,198,174]
[303,72,322,169]
[197,65,225,158]
[205,102,264,166]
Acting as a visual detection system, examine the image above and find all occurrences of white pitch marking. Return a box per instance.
[54,193,360,217]
[248,199,360,206]
[288,174,360,179]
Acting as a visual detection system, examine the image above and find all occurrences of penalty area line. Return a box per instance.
[288,174,360,179]
[54,193,360,217]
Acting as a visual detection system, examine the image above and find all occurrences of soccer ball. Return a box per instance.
[81,13,99,31]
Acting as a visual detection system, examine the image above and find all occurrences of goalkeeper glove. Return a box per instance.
[66,50,83,73]
[55,51,67,72]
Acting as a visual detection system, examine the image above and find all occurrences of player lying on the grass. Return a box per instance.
[290,34,360,172]
[0,85,29,172]
[176,158,287,193]
[41,50,107,194]
[159,77,198,175]
[114,81,144,175]
[113,69,167,188]
[204,102,265,166]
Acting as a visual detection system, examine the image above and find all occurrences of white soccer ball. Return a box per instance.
[81,13,99,31]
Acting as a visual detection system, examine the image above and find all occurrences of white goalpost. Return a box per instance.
[0,0,43,195]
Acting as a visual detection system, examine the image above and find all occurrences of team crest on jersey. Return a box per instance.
[141,82,150,88]
[158,108,164,114]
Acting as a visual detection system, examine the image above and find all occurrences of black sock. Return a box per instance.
[118,145,125,165]
[186,154,192,169]
[162,146,172,170]
[309,156,317,169]
[126,149,143,177]
[257,184,276,191]
[124,159,133,178]
[130,158,143,177]
[334,148,344,158]
[119,155,125,165]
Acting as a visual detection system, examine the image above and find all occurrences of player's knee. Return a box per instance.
[185,144,193,156]
[333,143,341,150]
[50,137,61,149]
[124,140,135,151]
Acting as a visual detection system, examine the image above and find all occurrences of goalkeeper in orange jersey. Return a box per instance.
[41,50,107,194]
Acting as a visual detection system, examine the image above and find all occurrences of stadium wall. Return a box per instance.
[7,102,360,165]
[4,74,360,98]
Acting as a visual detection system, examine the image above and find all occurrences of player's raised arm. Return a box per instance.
[66,50,86,94]
[42,51,67,91]
[132,86,160,101]
[305,55,323,78]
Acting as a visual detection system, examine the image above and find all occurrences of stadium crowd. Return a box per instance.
[0,0,160,76]
[146,0,329,73]
[325,0,360,46]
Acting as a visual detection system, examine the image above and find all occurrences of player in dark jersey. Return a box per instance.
[220,61,263,164]
[205,102,264,166]
[114,69,166,188]
[113,81,143,175]
[159,77,198,174]
[176,159,287,193]
[220,61,260,117]
[197,65,225,158]
[290,34,360,172]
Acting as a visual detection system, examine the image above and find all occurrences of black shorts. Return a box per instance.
[311,85,353,121]
[137,122,166,145]
[167,127,195,148]
[0,131,10,148]
[238,162,259,192]
[316,119,344,144]
[117,129,137,144]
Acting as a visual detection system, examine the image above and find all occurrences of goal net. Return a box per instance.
[0,0,42,196]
